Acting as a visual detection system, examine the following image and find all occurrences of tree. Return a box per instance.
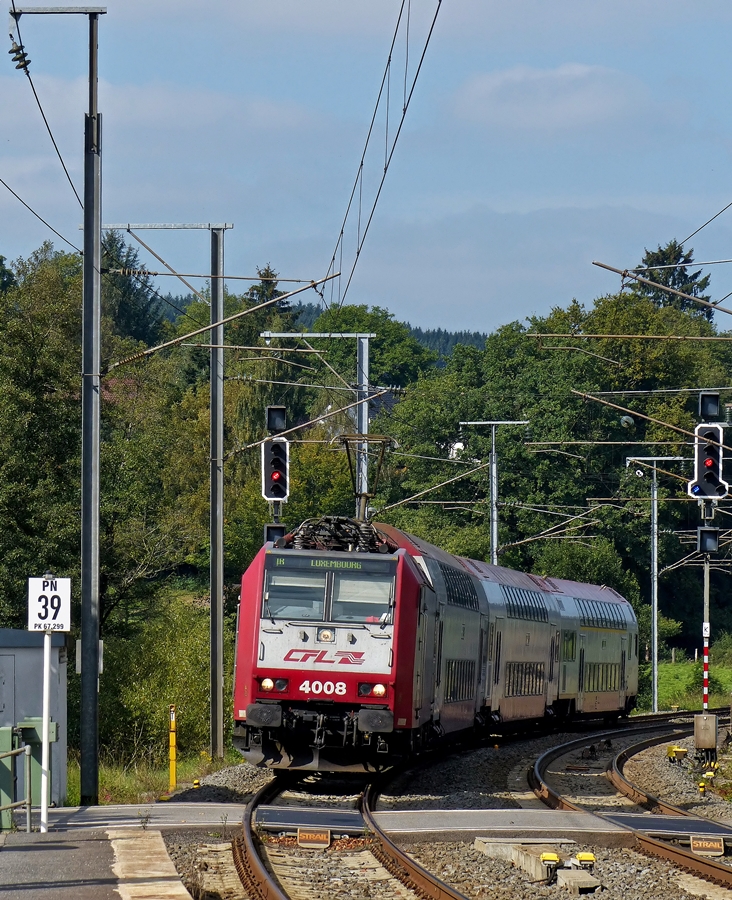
[101,231,165,345]
[312,305,437,388]
[0,255,15,293]
[0,244,82,626]
[634,240,712,320]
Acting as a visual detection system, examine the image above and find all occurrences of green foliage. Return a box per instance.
[102,231,165,345]
[312,305,437,387]
[633,239,712,320]
[5,236,732,756]
[408,326,488,360]
[0,255,15,293]
[0,244,82,626]
[88,590,234,764]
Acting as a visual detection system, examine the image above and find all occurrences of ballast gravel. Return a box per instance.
[405,841,702,900]
[163,725,732,898]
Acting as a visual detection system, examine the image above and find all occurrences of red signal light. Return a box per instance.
[271,471,282,481]
[705,458,714,468]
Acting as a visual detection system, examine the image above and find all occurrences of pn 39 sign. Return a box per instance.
[28,577,71,633]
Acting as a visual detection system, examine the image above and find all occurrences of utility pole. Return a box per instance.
[13,4,108,807]
[101,223,233,758]
[260,332,375,518]
[626,456,684,713]
[210,227,225,758]
[459,421,528,565]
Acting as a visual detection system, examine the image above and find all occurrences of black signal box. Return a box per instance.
[698,527,720,554]
[266,405,287,433]
[264,523,287,545]
[699,392,720,421]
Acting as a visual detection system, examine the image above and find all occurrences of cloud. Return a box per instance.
[453,64,648,135]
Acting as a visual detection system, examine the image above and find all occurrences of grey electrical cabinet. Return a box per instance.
[0,630,67,807]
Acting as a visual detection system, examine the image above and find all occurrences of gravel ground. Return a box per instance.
[405,841,703,900]
[624,731,732,819]
[163,727,732,898]
[379,731,584,810]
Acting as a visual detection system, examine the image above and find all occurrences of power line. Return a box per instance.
[325,1,442,310]
[0,176,81,252]
[680,200,732,246]
[10,2,83,209]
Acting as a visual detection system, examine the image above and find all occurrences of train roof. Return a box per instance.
[375,523,629,603]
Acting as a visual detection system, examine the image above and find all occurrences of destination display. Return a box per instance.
[265,551,395,575]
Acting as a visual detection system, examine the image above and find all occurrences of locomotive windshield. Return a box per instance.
[262,553,396,623]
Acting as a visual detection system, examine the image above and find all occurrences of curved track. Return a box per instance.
[530,715,732,890]
[230,773,471,900]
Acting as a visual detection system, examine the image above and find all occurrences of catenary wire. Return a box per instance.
[10,2,83,209]
[680,200,732,247]
[0,176,80,251]
[335,1,442,310]
[324,0,408,309]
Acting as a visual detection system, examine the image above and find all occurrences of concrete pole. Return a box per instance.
[356,336,369,519]
[210,229,225,758]
[651,464,658,713]
[80,12,101,807]
[490,425,498,565]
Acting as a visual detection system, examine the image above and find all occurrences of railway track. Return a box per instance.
[230,772,471,900]
[530,713,732,890]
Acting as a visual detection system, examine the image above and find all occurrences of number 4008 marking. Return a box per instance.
[298,680,346,695]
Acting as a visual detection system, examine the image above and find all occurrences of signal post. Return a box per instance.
[687,393,728,713]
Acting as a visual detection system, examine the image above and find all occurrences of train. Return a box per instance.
[232,516,639,771]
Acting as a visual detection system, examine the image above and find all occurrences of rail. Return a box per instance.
[0,745,32,833]
[231,777,288,900]
[531,716,732,890]
[362,777,471,900]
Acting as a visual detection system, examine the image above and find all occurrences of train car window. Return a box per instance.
[501,586,548,623]
[438,563,480,611]
[263,571,326,620]
[561,630,576,661]
[331,574,393,623]
[505,662,545,697]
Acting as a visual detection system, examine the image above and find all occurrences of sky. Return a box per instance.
[3,1,732,332]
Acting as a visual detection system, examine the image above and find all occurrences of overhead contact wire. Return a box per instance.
[336,1,443,309]
[0,176,80,251]
[10,1,83,209]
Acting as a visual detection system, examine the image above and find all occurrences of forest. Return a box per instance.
[0,235,728,761]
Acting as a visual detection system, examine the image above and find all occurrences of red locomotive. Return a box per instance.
[233,516,638,771]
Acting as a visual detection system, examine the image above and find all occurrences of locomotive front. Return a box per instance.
[233,541,418,770]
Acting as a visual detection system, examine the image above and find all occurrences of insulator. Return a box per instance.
[10,42,30,70]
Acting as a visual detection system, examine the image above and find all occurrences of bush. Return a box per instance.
[92,588,235,765]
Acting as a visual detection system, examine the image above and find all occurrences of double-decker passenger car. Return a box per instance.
[233,517,638,771]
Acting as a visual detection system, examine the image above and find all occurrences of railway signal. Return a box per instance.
[699,391,720,421]
[688,424,728,499]
[262,438,289,501]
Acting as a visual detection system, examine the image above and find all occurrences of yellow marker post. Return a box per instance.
[169,705,177,792]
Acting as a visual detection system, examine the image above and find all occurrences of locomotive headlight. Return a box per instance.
[358,682,387,697]
[317,627,335,642]
[274,678,289,692]
[358,683,373,696]
[260,678,275,691]
[372,683,387,697]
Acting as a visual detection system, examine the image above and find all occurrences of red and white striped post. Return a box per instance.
[703,552,710,711]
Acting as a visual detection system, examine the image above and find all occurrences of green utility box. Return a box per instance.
[0,727,14,830]
[16,718,57,808]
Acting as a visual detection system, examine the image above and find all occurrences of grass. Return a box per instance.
[655,660,732,711]
[66,747,242,806]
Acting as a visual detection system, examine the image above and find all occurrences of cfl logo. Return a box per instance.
[283,649,366,665]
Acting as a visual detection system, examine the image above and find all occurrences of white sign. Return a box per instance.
[28,577,71,633]
[703,622,711,638]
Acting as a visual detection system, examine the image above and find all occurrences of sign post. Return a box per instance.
[28,574,71,833]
